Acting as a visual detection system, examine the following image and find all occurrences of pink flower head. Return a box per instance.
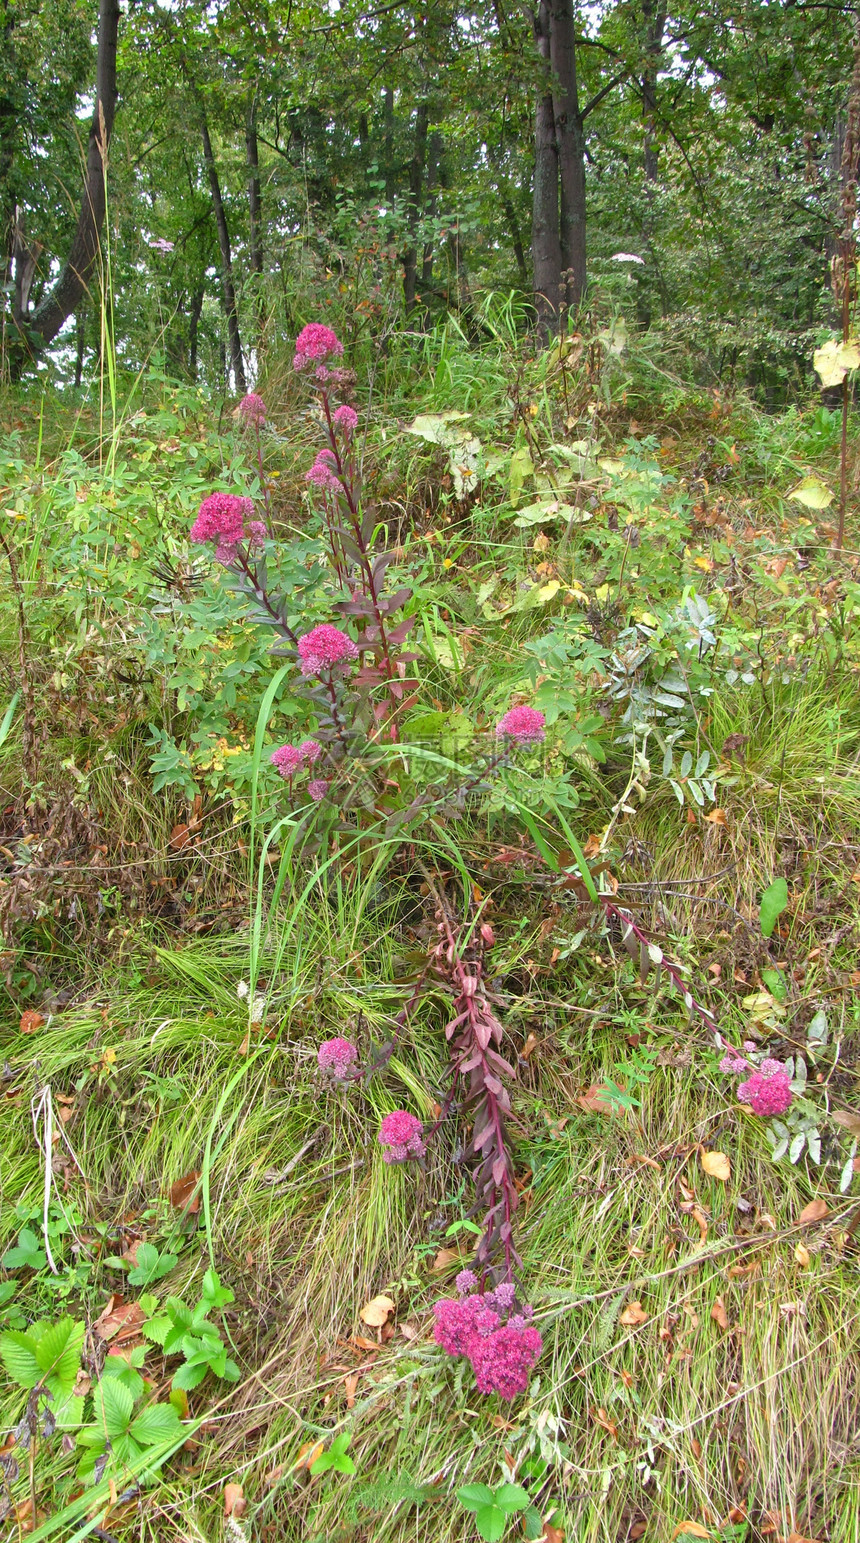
[297,624,359,678]
[190,492,256,557]
[271,744,304,777]
[300,739,322,765]
[308,779,330,802]
[236,392,266,424]
[495,706,546,746]
[317,1037,358,1080]
[378,1110,425,1163]
[333,404,358,435]
[485,1281,517,1312]
[455,1269,478,1297]
[306,451,343,493]
[293,324,344,370]
[720,1051,749,1075]
[738,1063,793,1116]
[432,1295,500,1357]
[469,1324,543,1400]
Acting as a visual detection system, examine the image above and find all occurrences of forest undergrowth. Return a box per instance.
[0,314,859,1543]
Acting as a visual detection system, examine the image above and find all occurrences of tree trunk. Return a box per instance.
[549,0,586,311]
[421,129,444,290]
[74,307,85,388]
[403,101,429,316]
[531,0,562,338]
[383,87,396,202]
[200,108,246,392]
[188,286,204,379]
[26,0,120,353]
[488,141,528,285]
[246,91,265,353]
[641,0,666,185]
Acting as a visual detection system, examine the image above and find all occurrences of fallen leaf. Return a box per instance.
[797,1198,828,1225]
[700,1150,730,1182]
[542,1526,565,1543]
[343,1372,360,1408]
[619,1301,648,1326]
[399,1322,418,1340]
[521,1032,539,1059]
[671,1525,711,1540]
[223,1483,246,1518]
[629,1153,661,1171]
[690,1206,709,1243]
[296,1440,324,1471]
[346,1334,379,1353]
[19,1010,44,1035]
[590,1406,618,1440]
[794,1243,810,1268]
[360,1293,395,1327]
[832,1109,860,1136]
[710,1297,729,1331]
[169,1170,201,1212]
[93,1296,145,1345]
[577,1083,625,1116]
[703,808,727,826]
[431,1247,466,1272]
[169,823,193,852]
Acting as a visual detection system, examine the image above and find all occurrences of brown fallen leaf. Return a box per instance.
[690,1206,709,1243]
[590,1406,618,1440]
[832,1109,860,1136]
[794,1243,810,1267]
[93,1296,145,1345]
[223,1483,246,1518]
[703,808,727,825]
[710,1296,729,1331]
[19,1010,44,1035]
[542,1525,565,1543]
[700,1150,730,1182]
[619,1301,648,1327]
[431,1246,467,1272]
[399,1322,418,1341]
[671,1525,711,1540]
[797,1198,828,1226]
[169,1171,201,1213]
[577,1083,625,1117]
[359,1293,395,1328]
[343,1371,360,1408]
[629,1153,661,1171]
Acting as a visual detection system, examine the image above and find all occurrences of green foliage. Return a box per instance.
[456,1481,531,1541]
[310,1432,357,1477]
[142,1269,240,1390]
[0,1316,84,1399]
[760,877,789,939]
[2,1226,47,1271]
[77,1355,183,1485]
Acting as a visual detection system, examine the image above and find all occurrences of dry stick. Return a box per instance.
[0,527,36,782]
[837,17,860,550]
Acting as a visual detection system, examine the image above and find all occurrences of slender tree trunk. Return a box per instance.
[246,91,265,353]
[199,108,245,392]
[0,0,17,301]
[25,0,120,355]
[488,142,527,284]
[403,101,429,316]
[74,307,84,387]
[421,129,443,290]
[531,0,562,339]
[188,285,204,379]
[383,87,395,202]
[550,0,586,311]
[641,0,666,185]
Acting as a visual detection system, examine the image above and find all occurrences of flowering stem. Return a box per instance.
[234,548,298,645]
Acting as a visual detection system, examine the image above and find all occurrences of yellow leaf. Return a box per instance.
[619,1300,648,1326]
[700,1150,730,1182]
[671,1524,711,1539]
[794,1243,810,1267]
[595,583,611,601]
[787,475,835,511]
[693,556,713,572]
[812,337,860,388]
[710,1296,729,1330]
[360,1293,395,1327]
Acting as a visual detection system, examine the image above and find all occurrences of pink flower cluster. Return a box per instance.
[317,1037,358,1080]
[297,624,359,678]
[293,324,344,370]
[190,492,265,565]
[495,706,546,746]
[378,1110,425,1163]
[270,739,322,778]
[332,404,358,435]
[737,1058,793,1116]
[432,1279,542,1400]
[306,448,343,493]
[719,1051,749,1075]
[236,392,266,424]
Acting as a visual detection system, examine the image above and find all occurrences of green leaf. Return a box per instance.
[35,1318,85,1394]
[457,1484,497,1510]
[495,1484,531,1512]
[786,474,834,510]
[760,877,788,938]
[128,1404,182,1447]
[128,1243,178,1286]
[0,1328,42,1389]
[2,1227,47,1271]
[474,1504,507,1542]
[94,1376,135,1438]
